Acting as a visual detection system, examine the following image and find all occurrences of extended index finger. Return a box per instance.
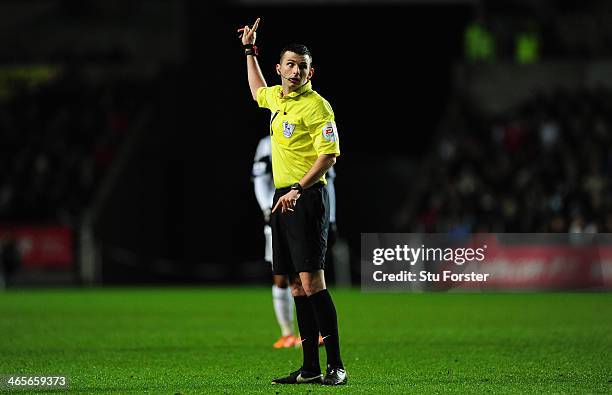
[252,17,260,32]
[272,199,281,213]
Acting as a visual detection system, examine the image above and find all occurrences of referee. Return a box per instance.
[239,18,347,385]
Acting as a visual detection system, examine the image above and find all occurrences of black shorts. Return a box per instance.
[270,182,330,275]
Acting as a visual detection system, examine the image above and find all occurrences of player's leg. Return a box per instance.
[266,224,297,348]
[271,274,297,348]
[291,275,321,374]
[271,274,323,384]
[270,188,322,384]
[290,184,346,385]
[299,270,346,385]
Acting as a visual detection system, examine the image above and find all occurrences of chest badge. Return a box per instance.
[282,121,296,138]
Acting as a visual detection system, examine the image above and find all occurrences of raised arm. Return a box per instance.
[238,18,266,101]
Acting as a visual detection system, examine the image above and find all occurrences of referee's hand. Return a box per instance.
[237,17,260,45]
[272,190,301,214]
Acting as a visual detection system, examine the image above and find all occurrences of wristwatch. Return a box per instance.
[243,43,258,56]
[290,182,303,193]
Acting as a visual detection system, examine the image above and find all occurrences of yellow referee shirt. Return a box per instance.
[257,81,340,189]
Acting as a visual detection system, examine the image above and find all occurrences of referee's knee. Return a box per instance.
[302,283,325,297]
[290,284,307,297]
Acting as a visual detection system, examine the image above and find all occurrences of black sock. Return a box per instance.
[294,295,320,373]
[308,289,344,369]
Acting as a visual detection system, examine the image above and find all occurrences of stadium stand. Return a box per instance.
[0,69,147,225]
[409,83,612,234]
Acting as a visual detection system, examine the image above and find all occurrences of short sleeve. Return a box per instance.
[306,98,341,157]
[257,86,273,109]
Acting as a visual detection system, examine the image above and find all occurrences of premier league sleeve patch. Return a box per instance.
[322,121,337,142]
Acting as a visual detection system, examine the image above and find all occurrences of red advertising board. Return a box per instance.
[0,225,73,268]
[442,236,612,290]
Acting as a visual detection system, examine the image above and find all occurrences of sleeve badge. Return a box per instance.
[322,121,337,142]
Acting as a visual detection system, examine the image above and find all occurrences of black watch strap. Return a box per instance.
[290,182,303,193]
[243,44,258,56]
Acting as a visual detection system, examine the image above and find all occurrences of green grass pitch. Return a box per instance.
[1,287,611,394]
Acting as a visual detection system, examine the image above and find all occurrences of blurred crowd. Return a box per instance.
[413,85,612,233]
[0,68,145,226]
[465,2,612,63]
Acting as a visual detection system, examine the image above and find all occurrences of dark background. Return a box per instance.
[178,3,468,279]
[2,0,611,286]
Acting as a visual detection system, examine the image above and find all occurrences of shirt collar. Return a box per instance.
[279,81,312,99]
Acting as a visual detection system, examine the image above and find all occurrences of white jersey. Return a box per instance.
[252,135,336,222]
[326,165,336,223]
[252,136,275,211]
